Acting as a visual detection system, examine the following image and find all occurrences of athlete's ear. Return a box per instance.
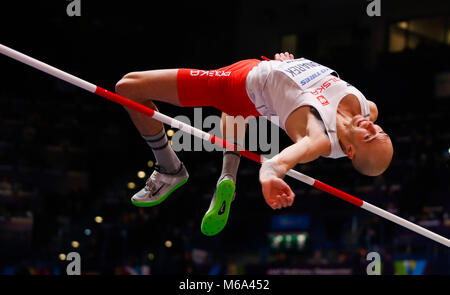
[346,144,355,159]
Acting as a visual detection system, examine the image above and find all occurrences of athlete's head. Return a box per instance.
[345,115,393,176]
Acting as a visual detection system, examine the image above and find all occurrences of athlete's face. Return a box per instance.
[349,115,388,144]
[347,115,393,176]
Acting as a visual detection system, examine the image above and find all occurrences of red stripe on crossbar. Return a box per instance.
[313,180,364,207]
[209,135,262,163]
[94,86,155,117]
[210,135,234,150]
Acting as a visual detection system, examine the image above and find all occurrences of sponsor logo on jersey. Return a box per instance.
[310,77,342,106]
[190,70,231,77]
[311,77,341,96]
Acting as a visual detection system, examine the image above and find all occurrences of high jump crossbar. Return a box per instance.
[0,43,448,248]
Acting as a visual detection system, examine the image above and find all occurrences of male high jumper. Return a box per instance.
[115,52,393,236]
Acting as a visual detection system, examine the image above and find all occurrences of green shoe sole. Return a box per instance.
[201,179,235,236]
[131,176,189,207]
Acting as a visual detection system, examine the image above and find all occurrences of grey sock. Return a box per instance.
[218,150,241,185]
[143,128,181,174]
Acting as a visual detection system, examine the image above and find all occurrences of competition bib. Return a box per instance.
[275,58,337,90]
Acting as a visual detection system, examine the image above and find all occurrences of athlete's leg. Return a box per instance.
[115,61,260,210]
[201,112,247,236]
[219,112,246,183]
[115,69,188,207]
[115,69,181,136]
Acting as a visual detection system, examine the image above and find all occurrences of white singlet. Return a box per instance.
[245,58,371,159]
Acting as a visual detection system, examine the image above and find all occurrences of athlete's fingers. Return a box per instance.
[273,191,287,208]
[274,195,284,209]
[284,196,293,207]
[285,195,294,207]
[269,195,280,209]
[282,185,295,207]
[289,53,294,59]
[271,201,281,210]
[275,195,283,207]
[284,183,295,196]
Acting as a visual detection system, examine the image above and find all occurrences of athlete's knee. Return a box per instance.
[115,72,144,100]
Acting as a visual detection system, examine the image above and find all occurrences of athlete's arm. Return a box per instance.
[259,136,327,209]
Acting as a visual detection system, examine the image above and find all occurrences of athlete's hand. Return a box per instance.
[260,176,295,209]
[259,157,295,209]
[275,52,294,61]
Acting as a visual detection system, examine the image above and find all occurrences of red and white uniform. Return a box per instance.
[245,58,371,159]
[176,57,371,159]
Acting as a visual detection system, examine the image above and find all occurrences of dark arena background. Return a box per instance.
[0,0,449,278]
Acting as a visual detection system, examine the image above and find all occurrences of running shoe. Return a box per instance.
[131,163,189,207]
[201,176,236,236]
